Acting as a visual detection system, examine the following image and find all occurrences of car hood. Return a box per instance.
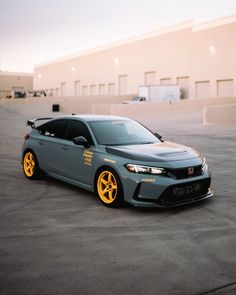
[106,141,200,162]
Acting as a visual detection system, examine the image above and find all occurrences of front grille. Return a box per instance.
[158,178,211,205]
[167,165,203,179]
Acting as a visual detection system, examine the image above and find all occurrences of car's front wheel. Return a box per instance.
[96,168,124,208]
[23,151,41,179]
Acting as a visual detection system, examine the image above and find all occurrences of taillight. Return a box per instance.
[24,133,30,140]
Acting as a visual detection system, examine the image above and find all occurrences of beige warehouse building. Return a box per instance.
[34,15,236,100]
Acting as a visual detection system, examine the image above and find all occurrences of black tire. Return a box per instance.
[96,167,124,208]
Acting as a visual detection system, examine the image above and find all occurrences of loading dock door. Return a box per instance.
[177,77,189,99]
[108,83,116,95]
[195,81,210,99]
[61,82,66,96]
[90,85,96,95]
[55,88,59,96]
[217,79,233,97]
[99,84,106,95]
[74,81,80,96]
[119,75,128,95]
[82,86,88,96]
[160,78,171,85]
[145,71,156,85]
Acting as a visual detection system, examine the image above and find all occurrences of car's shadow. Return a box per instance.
[123,197,212,213]
[38,174,213,215]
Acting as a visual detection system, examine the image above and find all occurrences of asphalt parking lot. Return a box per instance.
[0,102,236,295]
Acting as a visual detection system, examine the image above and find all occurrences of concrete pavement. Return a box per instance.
[0,102,236,295]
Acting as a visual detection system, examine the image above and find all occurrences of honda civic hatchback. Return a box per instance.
[22,115,213,208]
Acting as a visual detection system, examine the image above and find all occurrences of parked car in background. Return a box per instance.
[123,96,146,104]
[14,91,27,98]
[33,90,46,97]
[6,90,27,99]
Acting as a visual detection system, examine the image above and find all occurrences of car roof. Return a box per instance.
[52,114,132,122]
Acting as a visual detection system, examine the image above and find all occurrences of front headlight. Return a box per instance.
[125,164,166,175]
[201,157,207,173]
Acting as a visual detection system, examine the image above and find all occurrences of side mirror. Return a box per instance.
[73,136,90,147]
[154,132,164,142]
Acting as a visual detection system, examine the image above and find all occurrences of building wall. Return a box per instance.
[34,15,236,99]
[0,72,33,98]
[192,19,236,98]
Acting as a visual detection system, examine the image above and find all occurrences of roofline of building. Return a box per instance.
[0,71,33,77]
[193,13,236,32]
[35,13,236,69]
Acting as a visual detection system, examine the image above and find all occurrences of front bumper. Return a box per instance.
[120,167,213,208]
[131,189,214,208]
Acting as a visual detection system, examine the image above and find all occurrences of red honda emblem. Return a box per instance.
[188,167,194,176]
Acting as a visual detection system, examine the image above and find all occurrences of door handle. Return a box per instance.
[62,145,69,150]
[39,140,44,145]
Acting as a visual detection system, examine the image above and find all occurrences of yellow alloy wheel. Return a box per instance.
[23,152,36,178]
[97,170,118,204]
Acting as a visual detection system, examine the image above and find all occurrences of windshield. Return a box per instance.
[132,97,140,101]
[89,120,160,146]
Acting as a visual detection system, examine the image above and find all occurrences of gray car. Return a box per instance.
[22,115,213,208]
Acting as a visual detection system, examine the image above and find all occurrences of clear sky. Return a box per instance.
[1,0,236,73]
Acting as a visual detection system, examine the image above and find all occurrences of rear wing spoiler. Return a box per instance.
[27,117,53,129]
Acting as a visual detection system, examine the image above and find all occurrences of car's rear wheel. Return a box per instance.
[96,168,123,208]
[23,151,41,179]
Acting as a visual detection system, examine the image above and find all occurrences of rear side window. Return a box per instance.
[67,120,93,144]
[38,119,68,139]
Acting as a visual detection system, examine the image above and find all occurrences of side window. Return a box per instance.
[39,120,68,139]
[67,120,93,144]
